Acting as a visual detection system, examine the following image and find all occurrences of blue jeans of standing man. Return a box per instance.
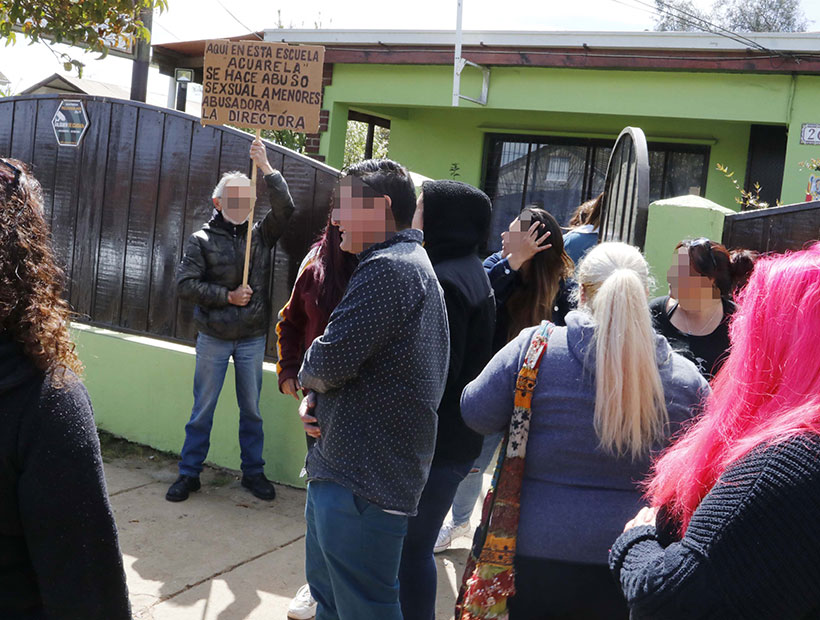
[451,432,504,526]
[305,480,408,620]
[399,459,473,620]
[178,332,267,477]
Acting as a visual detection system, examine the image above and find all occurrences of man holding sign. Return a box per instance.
[167,140,295,502]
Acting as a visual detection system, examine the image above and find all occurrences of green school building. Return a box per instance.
[158,28,820,240]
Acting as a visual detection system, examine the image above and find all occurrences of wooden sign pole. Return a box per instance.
[242,127,261,287]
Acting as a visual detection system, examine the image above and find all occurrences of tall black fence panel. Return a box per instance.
[0,94,341,360]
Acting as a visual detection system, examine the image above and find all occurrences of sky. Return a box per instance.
[1,0,819,109]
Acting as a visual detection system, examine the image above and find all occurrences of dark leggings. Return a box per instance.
[398,460,473,620]
[508,555,629,620]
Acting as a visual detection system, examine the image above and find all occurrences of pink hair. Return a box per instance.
[647,242,820,534]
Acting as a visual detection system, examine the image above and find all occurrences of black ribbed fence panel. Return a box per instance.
[0,94,341,360]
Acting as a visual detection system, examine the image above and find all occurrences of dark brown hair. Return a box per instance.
[568,193,604,229]
[0,158,82,380]
[506,207,574,339]
[675,237,758,299]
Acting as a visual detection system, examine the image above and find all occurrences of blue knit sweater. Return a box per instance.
[610,434,820,619]
[460,310,709,564]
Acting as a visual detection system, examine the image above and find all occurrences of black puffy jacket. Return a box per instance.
[177,171,295,341]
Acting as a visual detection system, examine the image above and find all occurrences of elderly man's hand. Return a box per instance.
[250,139,274,176]
[228,285,253,306]
[299,392,321,438]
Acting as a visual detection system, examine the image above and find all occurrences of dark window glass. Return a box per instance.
[482,134,709,252]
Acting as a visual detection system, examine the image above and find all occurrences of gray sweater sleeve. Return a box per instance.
[461,326,534,435]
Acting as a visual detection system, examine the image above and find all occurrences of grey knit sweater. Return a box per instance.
[461,311,709,564]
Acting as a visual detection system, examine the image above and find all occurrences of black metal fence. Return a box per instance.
[0,94,340,359]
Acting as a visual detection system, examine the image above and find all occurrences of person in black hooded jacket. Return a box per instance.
[0,157,130,619]
[398,180,496,620]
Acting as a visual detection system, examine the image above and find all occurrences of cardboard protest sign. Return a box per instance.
[201,39,326,133]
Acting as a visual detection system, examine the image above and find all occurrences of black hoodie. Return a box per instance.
[421,180,496,464]
[0,334,130,619]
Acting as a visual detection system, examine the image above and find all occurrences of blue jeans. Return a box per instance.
[451,432,503,526]
[305,480,408,620]
[178,332,267,477]
[399,460,473,620]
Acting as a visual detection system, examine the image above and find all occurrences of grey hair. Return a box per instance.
[212,171,249,200]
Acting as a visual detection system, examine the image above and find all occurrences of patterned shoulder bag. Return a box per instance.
[455,320,554,620]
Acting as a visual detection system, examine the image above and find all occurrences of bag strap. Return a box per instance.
[478,320,553,566]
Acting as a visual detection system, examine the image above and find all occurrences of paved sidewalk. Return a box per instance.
[104,452,479,620]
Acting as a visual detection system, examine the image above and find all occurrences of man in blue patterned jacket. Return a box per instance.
[297,159,449,620]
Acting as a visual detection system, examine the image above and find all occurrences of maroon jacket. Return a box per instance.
[275,254,330,391]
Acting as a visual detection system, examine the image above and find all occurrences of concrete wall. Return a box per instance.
[72,324,308,488]
[644,195,735,298]
[320,63,820,209]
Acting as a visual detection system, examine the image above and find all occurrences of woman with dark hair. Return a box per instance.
[277,208,358,620]
[0,158,130,619]
[563,193,603,265]
[649,238,756,380]
[435,206,575,552]
[612,243,820,619]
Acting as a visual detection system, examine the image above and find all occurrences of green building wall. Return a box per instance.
[72,324,308,488]
[320,63,820,207]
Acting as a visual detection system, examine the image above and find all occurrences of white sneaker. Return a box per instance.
[287,583,317,619]
[433,521,471,553]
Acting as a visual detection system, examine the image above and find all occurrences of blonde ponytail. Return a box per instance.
[578,243,668,459]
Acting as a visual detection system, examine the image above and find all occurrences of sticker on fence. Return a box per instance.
[52,99,89,147]
[201,39,326,133]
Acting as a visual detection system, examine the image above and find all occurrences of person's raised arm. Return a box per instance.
[299,257,404,393]
[250,139,295,248]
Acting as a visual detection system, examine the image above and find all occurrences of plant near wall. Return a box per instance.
[0,0,167,76]
[716,163,776,210]
[449,163,461,179]
[343,121,390,169]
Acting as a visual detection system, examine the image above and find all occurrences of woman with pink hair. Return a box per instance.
[611,243,820,619]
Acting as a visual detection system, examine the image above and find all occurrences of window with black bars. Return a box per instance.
[482,133,709,252]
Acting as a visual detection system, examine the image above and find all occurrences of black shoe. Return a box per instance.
[241,473,276,501]
[165,475,201,502]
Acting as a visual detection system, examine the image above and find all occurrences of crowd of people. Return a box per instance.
[1,143,819,620]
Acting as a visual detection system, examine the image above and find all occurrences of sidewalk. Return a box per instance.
[103,443,477,620]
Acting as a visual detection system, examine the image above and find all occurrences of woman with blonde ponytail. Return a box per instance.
[460,242,709,619]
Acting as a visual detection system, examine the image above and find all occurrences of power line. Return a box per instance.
[212,0,263,40]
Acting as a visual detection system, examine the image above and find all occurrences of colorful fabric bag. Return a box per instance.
[455,320,554,620]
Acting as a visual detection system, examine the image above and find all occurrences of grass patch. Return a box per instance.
[98,430,175,465]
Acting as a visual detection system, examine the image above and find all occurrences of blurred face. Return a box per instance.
[218,178,253,224]
[667,246,720,311]
[331,176,396,254]
[501,216,533,257]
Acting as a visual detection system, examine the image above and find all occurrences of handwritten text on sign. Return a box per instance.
[201,40,326,132]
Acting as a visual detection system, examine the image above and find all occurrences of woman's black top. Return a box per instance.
[649,296,734,380]
[0,334,130,619]
[610,433,820,619]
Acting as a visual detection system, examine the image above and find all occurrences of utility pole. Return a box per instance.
[130,7,152,102]
[452,0,463,107]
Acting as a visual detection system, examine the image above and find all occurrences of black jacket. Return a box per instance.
[0,334,130,619]
[421,180,496,465]
[177,171,295,341]
[610,434,820,619]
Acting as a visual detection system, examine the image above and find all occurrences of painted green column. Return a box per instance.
[644,195,735,297]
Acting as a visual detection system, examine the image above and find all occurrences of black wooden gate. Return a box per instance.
[0,94,340,359]
[722,200,820,254]
[599,126,650,249]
